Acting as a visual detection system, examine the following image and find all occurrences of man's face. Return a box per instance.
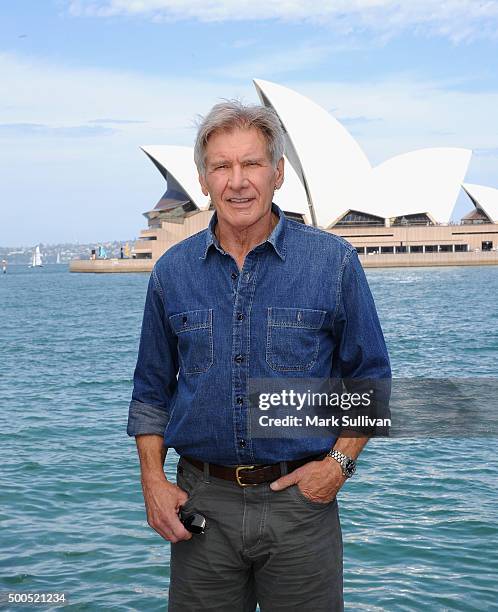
[199,127,284,231]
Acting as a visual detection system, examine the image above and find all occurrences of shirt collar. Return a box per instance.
[200,202,287,261]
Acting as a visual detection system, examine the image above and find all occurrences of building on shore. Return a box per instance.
[71,79,498,273]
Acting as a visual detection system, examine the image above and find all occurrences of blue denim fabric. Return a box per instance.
[127,203,391,465]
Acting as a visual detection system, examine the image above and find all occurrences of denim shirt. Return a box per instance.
[127,203,391,465]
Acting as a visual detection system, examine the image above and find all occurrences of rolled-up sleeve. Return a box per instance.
[127,267,178,437]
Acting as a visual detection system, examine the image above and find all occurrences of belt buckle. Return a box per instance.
[235,465,258,487]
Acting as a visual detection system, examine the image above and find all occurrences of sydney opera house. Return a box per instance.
[72,79,498,271]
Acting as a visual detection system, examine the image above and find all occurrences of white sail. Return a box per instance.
[30,245,43,267]
[34,246,42,267]
[56,251,61,264]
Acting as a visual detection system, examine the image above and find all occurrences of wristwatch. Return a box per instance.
[326,449,357,478]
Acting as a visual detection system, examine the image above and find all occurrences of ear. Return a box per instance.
[198,172,209,197]
[274,157,284,190]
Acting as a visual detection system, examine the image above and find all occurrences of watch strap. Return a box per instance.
[326,449,357,478]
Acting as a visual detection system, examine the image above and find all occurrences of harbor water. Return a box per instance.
[0,264,497,611]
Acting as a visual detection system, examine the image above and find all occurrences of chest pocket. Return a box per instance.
[169,309,213,374]
[266,307,326,372]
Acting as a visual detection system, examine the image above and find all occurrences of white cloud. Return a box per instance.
[0,52,253,244]
[67,0,498,42]
[211,44,333,79]
[0,123,115,137]
[0,51,237,140]
[475,147,498,157]
[88,118,147,124]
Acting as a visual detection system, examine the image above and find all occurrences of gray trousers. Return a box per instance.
[168,457,343,612]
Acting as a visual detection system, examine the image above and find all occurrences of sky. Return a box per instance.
[1,0,498,246]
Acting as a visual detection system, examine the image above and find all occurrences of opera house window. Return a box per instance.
[392,213,433,226]
[336,210,384,227]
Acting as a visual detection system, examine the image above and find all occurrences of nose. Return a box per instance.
[228,164,248,191]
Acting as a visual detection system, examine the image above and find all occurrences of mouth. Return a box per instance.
[226,197,255,205]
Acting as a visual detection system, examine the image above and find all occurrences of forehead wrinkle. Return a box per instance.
[208,151,270,166]
[208,157,231,166]
[205,127,269,163]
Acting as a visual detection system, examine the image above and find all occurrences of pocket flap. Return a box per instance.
[169,308,212,333]
[268,307,326,329]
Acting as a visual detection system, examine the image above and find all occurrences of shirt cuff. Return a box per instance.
[127,399,169,437]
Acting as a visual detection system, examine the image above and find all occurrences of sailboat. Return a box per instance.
[56,251,61,264]
[29,245,43,268]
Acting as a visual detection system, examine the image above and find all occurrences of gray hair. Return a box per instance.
[194,100,285,176]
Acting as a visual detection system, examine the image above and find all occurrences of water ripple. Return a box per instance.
[1,265,497,610]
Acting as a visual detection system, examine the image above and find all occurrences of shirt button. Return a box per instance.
[236,397,243,404]
[239,439,246,448]
[231,272,238,279]
[234,354,244,364]
[237,313,244,321]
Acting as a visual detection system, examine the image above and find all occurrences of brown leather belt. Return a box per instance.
[182,454,323,487]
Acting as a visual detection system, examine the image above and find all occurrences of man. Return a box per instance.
[127,101,391,611]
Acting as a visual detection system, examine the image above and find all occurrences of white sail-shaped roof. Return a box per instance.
[141,144,309,218]
[254,79,471,226]
[462,183,498,223]
[368,148,472,221]
[254,79,371,227]
[141,145,209,210]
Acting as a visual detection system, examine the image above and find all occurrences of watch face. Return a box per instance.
[345,460,356,477]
